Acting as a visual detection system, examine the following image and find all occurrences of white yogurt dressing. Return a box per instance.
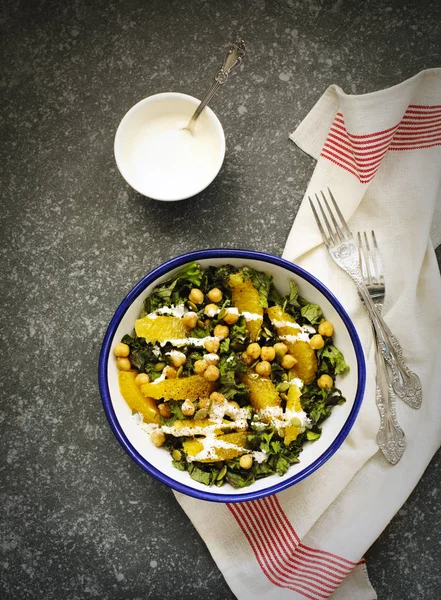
[184,432,268,464]
[255,405,311,432]
[156,304,186,317]
[197,305,261,322]
[203,353,220,364]
[128,114,220,199]
[272,319,315,343]
[165,349,186,360]
[151,371,167,384]
[158,335,222,348]
[281,332,311,343]
[241,311,263,321]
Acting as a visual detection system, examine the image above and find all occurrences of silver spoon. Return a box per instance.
[184,40,246,135]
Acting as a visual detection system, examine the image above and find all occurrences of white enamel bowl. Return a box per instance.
[98,249,366,503]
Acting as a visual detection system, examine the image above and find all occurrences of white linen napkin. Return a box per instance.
[174,68,441,600]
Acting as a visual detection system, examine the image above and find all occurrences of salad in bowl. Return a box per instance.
[99,250,365,502]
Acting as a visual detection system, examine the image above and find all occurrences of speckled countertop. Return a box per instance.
[1,1,440,599]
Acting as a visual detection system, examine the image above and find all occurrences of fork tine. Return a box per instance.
[315,193,338,245]
[308,196,330,248]
[327,187,352,237]
[371,230,385,285]
[321,191,344,242]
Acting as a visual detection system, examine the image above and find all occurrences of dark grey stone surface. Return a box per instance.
[1,1,440,599]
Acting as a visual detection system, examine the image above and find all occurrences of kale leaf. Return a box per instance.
[281,280,302,316]
[206,264,238,291]
[144,261,206,313]
[318,344,350,375]
[121,334,161,375]
[229,316,249,345]
[300,384,346,426]
[300,303,324,325]
[160,401,185,426]
[218,370,249,402]
[217,350,249,401]
[242,267,273,308]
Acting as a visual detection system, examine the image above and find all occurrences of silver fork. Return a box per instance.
[309,188,422,410]
[358,231,405,464]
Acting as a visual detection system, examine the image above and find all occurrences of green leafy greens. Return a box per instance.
[119,262,350,489]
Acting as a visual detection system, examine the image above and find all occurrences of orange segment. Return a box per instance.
[182,432,248,462]
[284,425,301,446]
[243,374,281,411]
[267,305,301,338]
[267,306,317,385]
[172,419,225,434]
[286,383,302,412]
[140,375,215,401]
[229,272,263,341]
[288,341,317,385]
[118,371,159,424]
[135,315,188,343]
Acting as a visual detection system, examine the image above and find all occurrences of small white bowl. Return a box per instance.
[114,92,226,201]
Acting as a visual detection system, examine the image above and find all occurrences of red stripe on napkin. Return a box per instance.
[228,496,360,600]
[321,105,441,183]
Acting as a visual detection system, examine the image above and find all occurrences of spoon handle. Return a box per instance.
[186,40,246,134]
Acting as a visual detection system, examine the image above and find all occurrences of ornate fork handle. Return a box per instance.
[331,242,422,409]
[377,327,422,409]
[374,329,406,463]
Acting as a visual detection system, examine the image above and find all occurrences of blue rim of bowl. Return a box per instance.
[98,249,366,503]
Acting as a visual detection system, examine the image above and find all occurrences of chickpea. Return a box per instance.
[261,346,276,362]
[204,303,219,318]
[198,397,210,409]
[223,310,239,325]
[194,359,208,374]
[158,403,171,418]
[135,373,150,386]
[164,366,177,379]
[116,357,131,371]
[204,365,220,382]
[213,324,229,340]
[318,321,334,337]
[183,312,198,329]
[151,430,166,447]
[169,352,186,368]
[255,360,272,377]
[210,391,225,404]
[317,374,334,389]
[204,338,220,353]
[188,288,204,305]
[281,354,297,370]
[239,454,253,470]
[274,342,288,357]
[204,353,220,365]
[182,399,196,416]
[310,334,325,350]
[207,288,222,303]
[241,351,254,366]
[114,342,130,357]
[246,342,261,360]
[228,401,240,410]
